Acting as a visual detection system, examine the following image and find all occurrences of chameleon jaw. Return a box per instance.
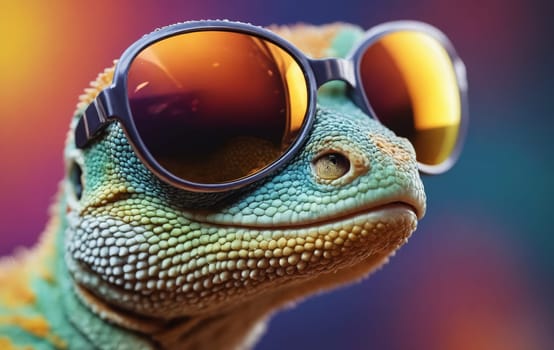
[67,202,418,319]
[68,204,417,349]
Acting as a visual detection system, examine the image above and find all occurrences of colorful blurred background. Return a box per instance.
[1,0,552,349]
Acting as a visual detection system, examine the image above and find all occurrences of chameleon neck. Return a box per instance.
[0,189,153,349]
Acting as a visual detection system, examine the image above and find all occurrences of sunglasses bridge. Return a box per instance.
[309,58,357,88]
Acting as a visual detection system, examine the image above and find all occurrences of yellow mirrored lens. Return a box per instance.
[127,31,308,184]
[361,31,461,166]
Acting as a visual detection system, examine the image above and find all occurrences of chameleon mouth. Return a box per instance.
[192,193,425,231]
[264,201,421,231]
[223,202,419,231]
[258,202,419,245]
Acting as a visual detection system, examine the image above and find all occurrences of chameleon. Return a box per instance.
[0,22,428,349]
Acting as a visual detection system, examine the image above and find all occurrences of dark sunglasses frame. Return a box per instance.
[75,20,468,193]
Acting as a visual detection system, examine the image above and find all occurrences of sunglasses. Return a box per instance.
[75,20,467,192]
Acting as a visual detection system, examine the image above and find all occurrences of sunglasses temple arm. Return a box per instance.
[74,91,112,149]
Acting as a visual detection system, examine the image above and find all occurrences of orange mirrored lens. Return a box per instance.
[360,31,461,166]
[127,31,308,184]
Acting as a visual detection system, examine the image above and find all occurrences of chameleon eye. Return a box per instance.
[313,152,350,180]
[68,161,84,200]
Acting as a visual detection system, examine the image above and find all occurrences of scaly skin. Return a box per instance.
[0,23,426,349]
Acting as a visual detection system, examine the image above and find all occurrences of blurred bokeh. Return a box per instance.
[1,0,552,349]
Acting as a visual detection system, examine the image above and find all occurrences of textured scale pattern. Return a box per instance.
[65,97,423,318]
[0,23,426,349]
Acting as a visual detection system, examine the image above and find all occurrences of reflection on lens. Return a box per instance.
[360,31,461,166]
[127,30,308,184]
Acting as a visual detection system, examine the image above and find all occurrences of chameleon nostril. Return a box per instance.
[312,152,350,180]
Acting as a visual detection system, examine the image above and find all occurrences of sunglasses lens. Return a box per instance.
[360,31,461,167]
[127,31,308,184]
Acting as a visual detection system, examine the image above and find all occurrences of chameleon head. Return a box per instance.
[63,23,425,332]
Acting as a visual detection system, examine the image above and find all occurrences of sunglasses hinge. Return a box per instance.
[74,91,111,149]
